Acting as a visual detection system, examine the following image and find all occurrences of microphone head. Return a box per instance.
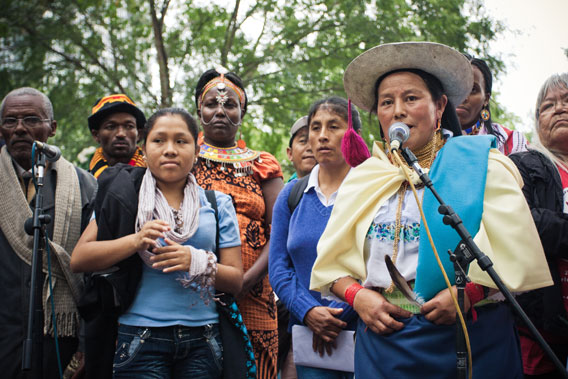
[388,122,410,143]
[34,141,62,162]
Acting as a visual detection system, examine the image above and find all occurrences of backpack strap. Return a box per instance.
[204,191,257,378]
[204,190,220,258]
[287,175,310,214]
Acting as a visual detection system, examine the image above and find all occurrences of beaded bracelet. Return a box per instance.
[179,248,218,305]
[189,247,208,276]
[344,283,364,307]
[204,251,218,286]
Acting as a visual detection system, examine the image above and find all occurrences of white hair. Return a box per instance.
[534,73,568,127]
[529,72,568,173]
[0,87,54,120]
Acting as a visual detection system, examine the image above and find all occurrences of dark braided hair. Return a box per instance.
[194,68,248,115]
[462,54,505,146]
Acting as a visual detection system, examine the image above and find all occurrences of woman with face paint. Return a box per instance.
[193,67,285,379]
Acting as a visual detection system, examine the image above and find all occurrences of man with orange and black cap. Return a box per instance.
[88,94,146,178]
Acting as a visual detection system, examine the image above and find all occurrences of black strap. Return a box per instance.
[204,190,220,259]
[287,175,310,214]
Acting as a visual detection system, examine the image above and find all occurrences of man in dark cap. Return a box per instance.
[88,94,146,178]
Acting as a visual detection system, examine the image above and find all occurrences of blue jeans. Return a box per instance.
[113,323,223,379]
[296,365,354,379]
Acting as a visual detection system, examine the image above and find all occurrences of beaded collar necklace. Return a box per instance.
[387,131,445,175]
[464,120,481,136]
[199,140,261,177]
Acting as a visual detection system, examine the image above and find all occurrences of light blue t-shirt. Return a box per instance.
[119,188,241,327]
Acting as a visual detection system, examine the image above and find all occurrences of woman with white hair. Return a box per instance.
[510,73,568,378]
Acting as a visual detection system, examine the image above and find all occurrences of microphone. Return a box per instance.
[34,141,61,162]
[388,122,410,151]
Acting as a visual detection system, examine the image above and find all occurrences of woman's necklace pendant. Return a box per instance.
[171,207,184,234]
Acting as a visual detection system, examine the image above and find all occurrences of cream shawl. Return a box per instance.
[310,141,552,297]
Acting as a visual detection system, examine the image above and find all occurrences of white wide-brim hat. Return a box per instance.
[343,42,473,112]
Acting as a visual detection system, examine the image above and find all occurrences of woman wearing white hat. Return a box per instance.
[309,42,552,378]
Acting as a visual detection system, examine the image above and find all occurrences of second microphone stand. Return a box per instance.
[22,150,52,378]
[400,147,567,379]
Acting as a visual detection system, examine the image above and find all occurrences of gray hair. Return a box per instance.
[534,72,568,126]
[0,87,54,120]
[529,72,568,173]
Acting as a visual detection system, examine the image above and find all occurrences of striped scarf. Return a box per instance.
[89,146,146,178]
[0,147,83,336]
[135,168,200,267]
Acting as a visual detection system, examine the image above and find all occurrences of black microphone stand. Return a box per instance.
[22,149,52,378]
[400,147,568,378]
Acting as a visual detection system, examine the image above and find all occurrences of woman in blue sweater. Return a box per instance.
[269,97,360,379]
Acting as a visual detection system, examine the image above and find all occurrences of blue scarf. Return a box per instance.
[414,135,496,301]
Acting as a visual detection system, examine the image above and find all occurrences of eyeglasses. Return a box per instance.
[1,116,51,129]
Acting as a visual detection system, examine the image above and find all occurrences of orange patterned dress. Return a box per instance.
[193,141,282,379]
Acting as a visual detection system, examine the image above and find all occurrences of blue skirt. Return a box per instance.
[354,303,523,379]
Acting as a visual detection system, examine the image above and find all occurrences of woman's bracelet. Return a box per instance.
[344,283,364,307]
[189,246,217,280]
[204,251,218,285]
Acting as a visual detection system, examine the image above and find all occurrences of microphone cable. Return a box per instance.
[391,147,473,379]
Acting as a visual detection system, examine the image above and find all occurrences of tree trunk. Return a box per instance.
[149,0,171,108]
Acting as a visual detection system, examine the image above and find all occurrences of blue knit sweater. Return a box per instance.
[269,179,357,332]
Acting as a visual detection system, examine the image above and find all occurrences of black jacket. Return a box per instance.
[80,164,144,379]
[0,165,96,378]
[509,149,568,335]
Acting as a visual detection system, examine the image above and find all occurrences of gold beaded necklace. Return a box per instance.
[388,130,444,174]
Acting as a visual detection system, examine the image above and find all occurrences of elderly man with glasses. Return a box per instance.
[0,87,97,378]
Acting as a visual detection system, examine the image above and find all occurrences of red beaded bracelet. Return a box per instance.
[344,283,364,307]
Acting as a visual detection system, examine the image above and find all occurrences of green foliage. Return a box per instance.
[1,0,505,165]
[490,91,522,129]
